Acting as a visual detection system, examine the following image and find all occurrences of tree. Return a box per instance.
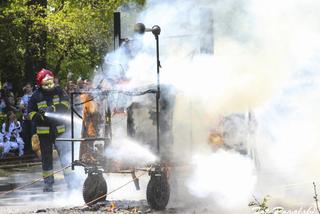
[24,0,48,83]
[0,0,145,93]
[0,0,26,91]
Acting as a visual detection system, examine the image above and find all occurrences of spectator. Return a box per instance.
[20,82,34,154]
[65,80,77,96]
[84,79,93,90]
[3,82,13,94]
[0,111,24,157]
[54,77,60,86]
[3,91,19,114]
[20,83,33,112]
[16,96,21,108]
[0,89,6,113]
[77,77,85,91]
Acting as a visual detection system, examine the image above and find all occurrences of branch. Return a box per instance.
[56,0,65,12]
[313,182,320,214]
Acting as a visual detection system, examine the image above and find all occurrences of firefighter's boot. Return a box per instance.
[43,175,54,192]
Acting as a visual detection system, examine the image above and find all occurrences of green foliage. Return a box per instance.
[0,0,27,91]
[248,196,283,214]
[0,0,145,92]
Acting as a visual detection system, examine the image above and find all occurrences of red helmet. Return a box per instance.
[36,68,55,89]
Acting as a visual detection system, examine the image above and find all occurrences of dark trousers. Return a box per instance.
[38,132,72,185]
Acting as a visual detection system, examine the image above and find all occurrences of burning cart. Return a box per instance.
[56,19,174,210]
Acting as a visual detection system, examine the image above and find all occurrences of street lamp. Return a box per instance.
[134,23,162,154]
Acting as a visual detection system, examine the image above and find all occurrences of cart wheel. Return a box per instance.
[146,175,170,210]
[83,173,107,206]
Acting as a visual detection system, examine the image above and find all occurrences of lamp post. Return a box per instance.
[152,25,161,155]
[134,23,161,154]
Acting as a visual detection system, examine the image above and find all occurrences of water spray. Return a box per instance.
[44,112,77,124]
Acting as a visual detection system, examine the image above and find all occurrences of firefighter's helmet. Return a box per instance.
[36,68,55,90]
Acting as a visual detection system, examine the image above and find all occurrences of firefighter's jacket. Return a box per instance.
[27,87,70,136]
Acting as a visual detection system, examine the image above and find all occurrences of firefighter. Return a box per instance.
[28,68,73,192]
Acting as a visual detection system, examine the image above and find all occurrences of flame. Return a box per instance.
[131,207,138,213]
[79,93,102,160]
[208,132,224,145]
[110,201,117,210]
[104,201,117,212]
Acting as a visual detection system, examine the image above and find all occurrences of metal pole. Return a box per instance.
[113,12,121,50]
[155,34,160,155]
[71,92,74,170]
[133,23,161,156]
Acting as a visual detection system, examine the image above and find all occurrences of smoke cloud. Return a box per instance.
[91,0,320,212]
[186,150,257,208]
[105,138,157,166]
[6,0,320,213]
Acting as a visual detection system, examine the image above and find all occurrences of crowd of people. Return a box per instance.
[0,77,88,158]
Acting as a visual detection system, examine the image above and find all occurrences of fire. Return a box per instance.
[79,93,104,162]
[102,201,117,212]
[208,131,224,150]
[131,207,138,213]
[110,201,117,211]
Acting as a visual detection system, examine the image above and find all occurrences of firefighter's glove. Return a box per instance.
[47,105,56,112]
[39,106,55,116]
[39,109,46,117]
[34,112,45,121]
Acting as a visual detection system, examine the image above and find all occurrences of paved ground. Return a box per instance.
[0,161,223,214]
[0,163,171,214]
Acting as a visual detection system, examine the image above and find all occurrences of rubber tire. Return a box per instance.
[83,173,107,206]
[146,176,170,210]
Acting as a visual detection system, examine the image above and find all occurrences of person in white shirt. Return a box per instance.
[0,111,24,157]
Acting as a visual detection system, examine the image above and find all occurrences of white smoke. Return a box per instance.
[187,150,256,208]
[104,138,157,166]
[89,0,320,212]
[7,0,320,212]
